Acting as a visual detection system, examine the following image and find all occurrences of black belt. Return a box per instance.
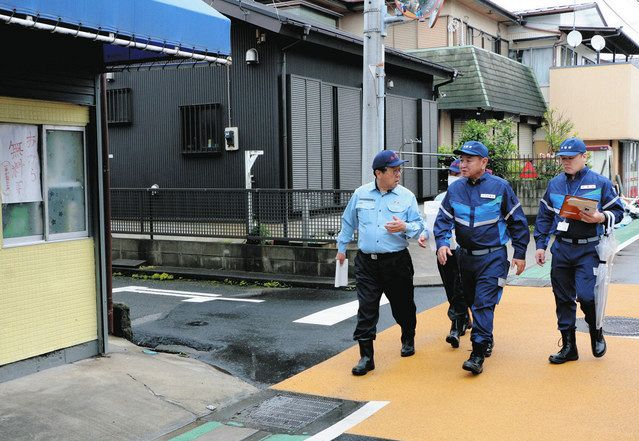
[558,236,599,245]
[458,246,505,256]
[360,249,405,260]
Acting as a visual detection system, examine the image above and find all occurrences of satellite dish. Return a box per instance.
[567,30,583,48]
[591,35,606,52]
[395,0,445,28]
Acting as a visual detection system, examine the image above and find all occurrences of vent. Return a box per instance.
[231,394,341,431]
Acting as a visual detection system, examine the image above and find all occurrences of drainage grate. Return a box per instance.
[232,394,341,431]
[577,316,639,336]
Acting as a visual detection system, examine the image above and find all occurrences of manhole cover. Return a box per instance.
[233,394,341,431]
[577,316,639,336]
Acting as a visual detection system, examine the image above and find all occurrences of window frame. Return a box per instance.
[179,103,223,155]
[2,124,89,247]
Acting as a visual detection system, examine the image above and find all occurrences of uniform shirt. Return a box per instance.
[434,172,530,260]
[337,181,424,254]
[534,167,624,250]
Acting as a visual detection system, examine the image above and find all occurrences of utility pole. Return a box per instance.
[361,0,385,185]
[360,0,444,185]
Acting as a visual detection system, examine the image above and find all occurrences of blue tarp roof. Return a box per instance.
[0,0,231,61]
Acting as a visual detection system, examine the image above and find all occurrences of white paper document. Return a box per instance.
[335,259,349,287]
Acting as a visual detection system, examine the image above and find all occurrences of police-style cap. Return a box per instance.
[372,150,408,170]
[454,141,489,158]
[556,137,587,156]
[449,159,461,173]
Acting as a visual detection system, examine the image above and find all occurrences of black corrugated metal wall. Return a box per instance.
[108,22,281,188]
[107,19,439,196]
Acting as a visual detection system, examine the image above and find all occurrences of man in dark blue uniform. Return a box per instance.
[336,150,424,376]
[434,141,529,375]
[535,137,624,364]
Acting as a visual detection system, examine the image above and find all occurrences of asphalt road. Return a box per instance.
[113,279,448,388]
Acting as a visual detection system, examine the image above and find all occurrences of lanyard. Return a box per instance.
[560,168,589,222]
[565,168,589,197]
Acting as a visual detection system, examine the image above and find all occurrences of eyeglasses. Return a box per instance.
[387,168,402,175]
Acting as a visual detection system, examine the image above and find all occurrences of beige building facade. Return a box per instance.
[550,63,639,195]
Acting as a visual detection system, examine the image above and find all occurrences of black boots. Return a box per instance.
[462,342,486,375]
[400,336,415,357]
[589,327,607,358]
[446,316,471,348]
[583,303,607,358]
[549,329,579,364]
[352,340,375,376]
[446,321,461,348]
[484,340,493,358]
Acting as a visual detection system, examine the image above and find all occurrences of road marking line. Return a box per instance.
[305,401,389,441]
[294,295,389,326]
[113,286,264,303]
[616,234,639,253]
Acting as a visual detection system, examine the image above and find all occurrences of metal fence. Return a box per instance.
[495,155,562,182]
[111,188,354,243]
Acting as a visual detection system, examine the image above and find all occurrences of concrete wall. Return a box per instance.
[112,238,355,279]
[550,63,639,141]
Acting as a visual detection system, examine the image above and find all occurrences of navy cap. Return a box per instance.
[449,159,461,173]
[556,137,587,156]
[372,150,408,170]
[453,141,489,158]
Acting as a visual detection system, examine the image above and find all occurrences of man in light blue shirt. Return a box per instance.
[336,149,424,376]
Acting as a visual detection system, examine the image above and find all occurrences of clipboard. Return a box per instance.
[558,195,598,220]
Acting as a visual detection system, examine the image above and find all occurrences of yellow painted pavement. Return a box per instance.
[274,285,639,441]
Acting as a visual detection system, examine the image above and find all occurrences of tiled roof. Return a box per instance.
[408,45,546,117]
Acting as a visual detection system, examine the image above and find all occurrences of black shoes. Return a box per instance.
[462,342,486,375]
[484,340,493,358]
[401,337,415,357]
[549,329,579,364]
[589,327,607,358]
[352,340,375,376]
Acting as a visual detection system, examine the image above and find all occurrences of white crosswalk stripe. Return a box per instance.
[294,294,389,326]
[113,286,264,303]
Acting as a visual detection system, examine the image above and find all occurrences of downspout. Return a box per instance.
[433,69,459,99]
[280,38,303,189]
[99,74,113,337]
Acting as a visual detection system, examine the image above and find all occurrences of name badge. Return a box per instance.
[480,193,496,199]
[580,184,596,190]
[557,221,569,232]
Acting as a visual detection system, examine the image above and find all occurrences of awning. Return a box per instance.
[0,0,231,65]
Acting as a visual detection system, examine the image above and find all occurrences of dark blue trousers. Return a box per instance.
[436,249,471,323]
[457,247,508,346]
[550,240,599,330]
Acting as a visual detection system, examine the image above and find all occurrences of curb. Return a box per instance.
[112,265,443,289]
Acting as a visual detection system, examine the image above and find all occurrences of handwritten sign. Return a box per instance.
[0,124,42,204]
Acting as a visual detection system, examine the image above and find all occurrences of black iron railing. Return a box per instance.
[111,188,354,243]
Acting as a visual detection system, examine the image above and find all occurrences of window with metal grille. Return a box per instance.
[106,88,132,124]
[180,103,223,154]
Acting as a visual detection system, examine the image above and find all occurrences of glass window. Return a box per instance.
[521,47,553,86]
[45,128,87,237]
[561,46,576,66]
[0,123,88,246]
[180,103,223,154]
